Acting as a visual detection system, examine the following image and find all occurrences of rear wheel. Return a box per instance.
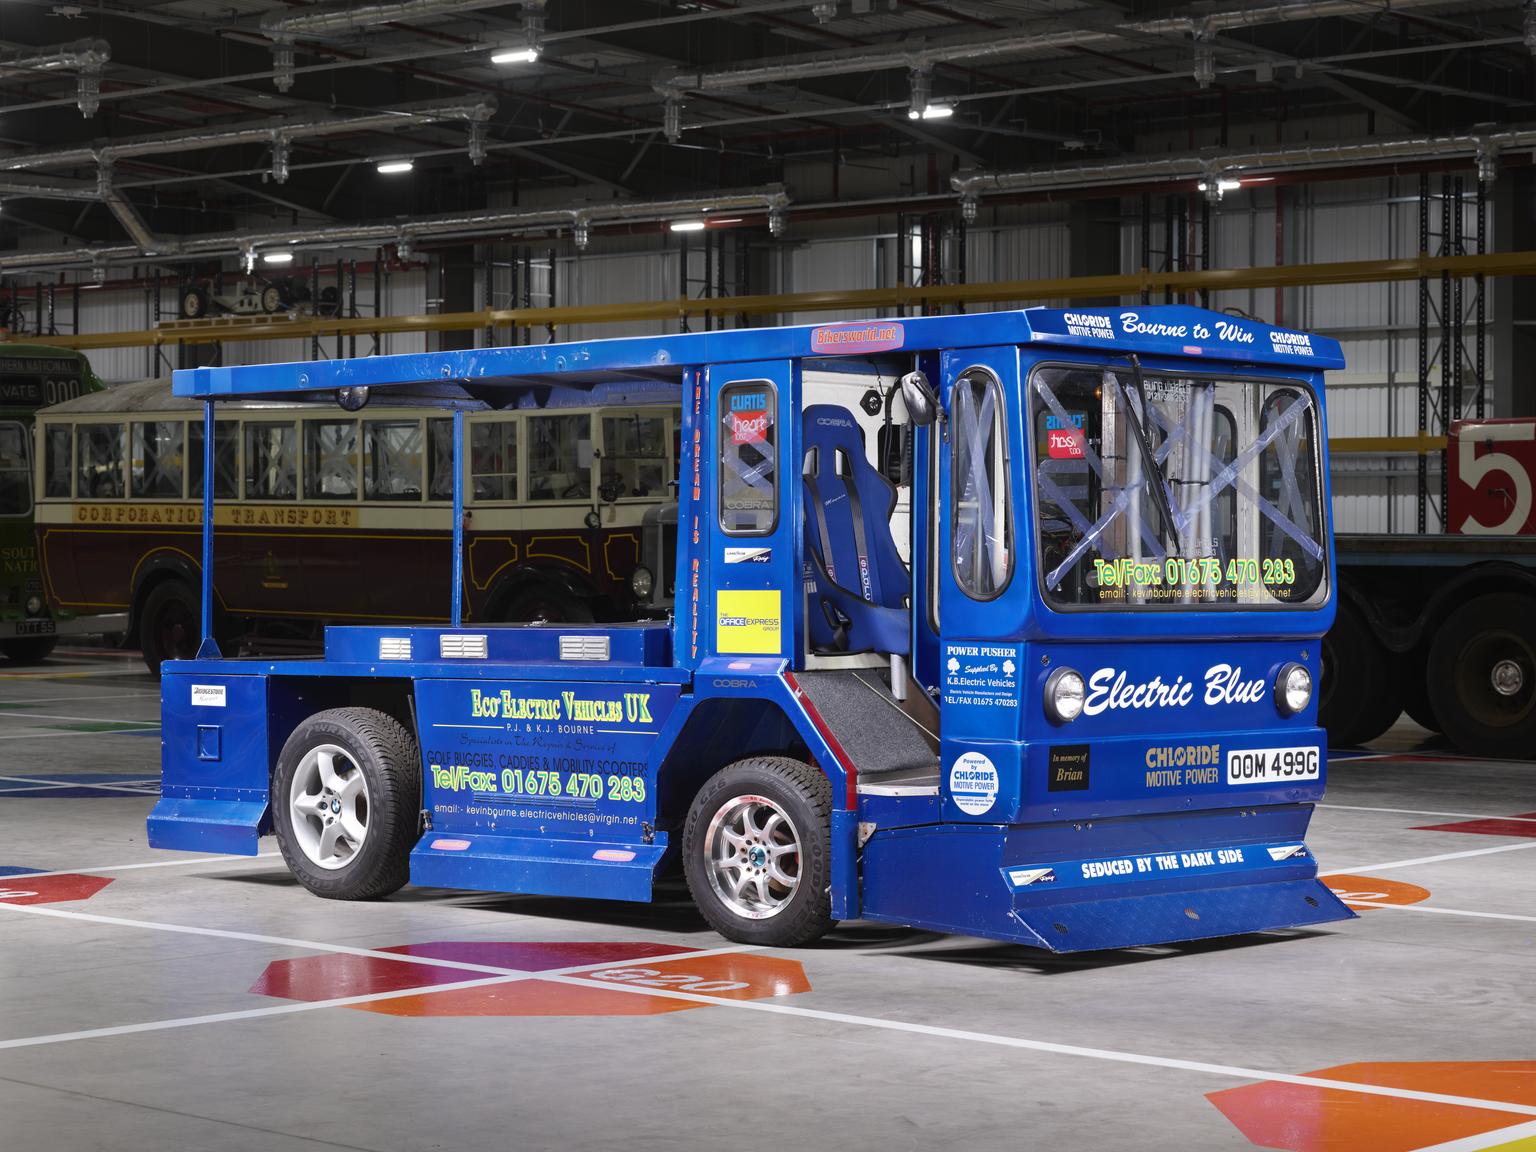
[0,637,56,664]
[683,756,834,947]
[271,708,421,900]
[139,580,200,676]
[499,583,594,625]
[180,287,208,319]
[1319,600,1401,747]
[1428,593,1536,759]
[260,284,283,313]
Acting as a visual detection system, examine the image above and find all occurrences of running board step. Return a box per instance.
[409,832,667,903]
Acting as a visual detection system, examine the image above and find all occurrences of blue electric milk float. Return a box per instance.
[149,305,1355,952]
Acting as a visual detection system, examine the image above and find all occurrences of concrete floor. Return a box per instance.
[3,647,1536,1152]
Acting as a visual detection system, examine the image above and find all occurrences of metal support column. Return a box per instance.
[1416,172,1430,534]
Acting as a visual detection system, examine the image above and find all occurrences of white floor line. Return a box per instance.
[1320,803,1536,824]
[0,692,158,706]
[0,710,159,724]
[1321,841,1536,876]
[0,668,152,680]
[8,852,283,881]
[1412,1117,1536,1152]
[0,774,161,795]
[0,727,161,741]
[1346,901,1536,926]
[2,898,1534,1122]
[0,943,760,1051]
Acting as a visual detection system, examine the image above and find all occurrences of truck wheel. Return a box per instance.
[1320,601,1401,746]
[1396,652,1443,734]
[180,287,208,319]
[0,638,57,664]
[500,584,594,625]
[139,580,201,677]
[683,756,834,947]
[1428,594,1536,759]
[260,284,283,313]
[271,708,421,900]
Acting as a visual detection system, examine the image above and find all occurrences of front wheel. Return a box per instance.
[139,580,200,676]
[271,708,421,900]
[0,637,57,664]
[683,756,834,947]
[1429,593,1536,759]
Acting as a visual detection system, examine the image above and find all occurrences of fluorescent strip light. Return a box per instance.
[491,46,540,65]
[376,160,414,175]
[921,104,954,120]
[669,220,706,232]
[262,251,294,265]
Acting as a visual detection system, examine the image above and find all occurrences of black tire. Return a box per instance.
[181,287,208,319]
[271,707,421,900]
[500,583,595,625]
[1428,593,1536,759]
[260,285,283,313]
[1396,650,1442,734]
[0,637,57,664]
[139,579,200,677]
[1320,600,1401,747]
[683,756,834,948]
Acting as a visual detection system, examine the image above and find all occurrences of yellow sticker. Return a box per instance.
[716,589,782,655]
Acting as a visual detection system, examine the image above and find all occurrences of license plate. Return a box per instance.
[1226,746,1319,785]
[15,619,55,636]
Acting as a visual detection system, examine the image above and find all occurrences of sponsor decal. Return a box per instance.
[1047,744,1091,792]
[948,750,999,816]
[1062,312,1113,340]
[809,321,904,355]
[467,687,654,724]
[1144,742,1221,788]
[1082,663,1266,716]
[1267,844,1308,862]
[1269,330,1314,356]
[190,684,227,708]
[943,642,1020,709]
[715,589,782,654]
[730,410,769,445]
[723,546,772,565]
[1047,428,1085,459]
[1006,867,1057,888]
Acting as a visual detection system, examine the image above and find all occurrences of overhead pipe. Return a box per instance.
[0,39,110,117]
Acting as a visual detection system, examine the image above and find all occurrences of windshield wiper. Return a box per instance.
[1114,354,1183,555]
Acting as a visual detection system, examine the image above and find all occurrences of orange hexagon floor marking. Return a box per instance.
[1323,874,1432,909]
[1209,1063,1536,1152]
[0,872,113,905]
[252,941,812,1017]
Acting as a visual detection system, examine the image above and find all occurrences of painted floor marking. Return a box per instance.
[1321,804,1536,825]
[0,727,162,741]
[2,898,1535,1123]
[0,668,155,680]
[0,710,159,724]
[11,852,282,881]
[0,774,161,795]
[1344,901,1536,926]
[1416,1118,1536,1151]
[1321,841,1536,877]
[0,692,157,706]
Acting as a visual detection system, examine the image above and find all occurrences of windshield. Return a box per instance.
[1031,365,1327,609]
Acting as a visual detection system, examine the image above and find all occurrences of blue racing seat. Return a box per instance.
[801,405,910,657]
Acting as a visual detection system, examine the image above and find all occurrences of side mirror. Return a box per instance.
[900,370,940,427]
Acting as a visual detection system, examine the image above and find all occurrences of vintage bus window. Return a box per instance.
[44,425,71,498]
[602,413,668,498]
[304,420,358,499]
[364,421,423,501]
[719,381,776,535]
[245,422,298,500]
[189,420,241,500]
[131,421,185,499]
[0,422,29,515]
[471,419,517,501]
[427,418,454,501]
[528,413,591,501]
[951,368,1012,599]
[1259,389,1325,602]
[77,423,124,499]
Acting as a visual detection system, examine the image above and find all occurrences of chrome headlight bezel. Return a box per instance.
[630,565,654,600]
[1044,666,1086,725]
[1274,661,1313,716]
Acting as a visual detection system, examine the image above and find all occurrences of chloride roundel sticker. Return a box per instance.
[948,751,999,816]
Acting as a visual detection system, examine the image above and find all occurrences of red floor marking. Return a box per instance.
[1414,812,1536,839]
[1323,875,1432,910]
[0,874,112,905]
[252,941,812,1018]
[1209,1062,1536,1152]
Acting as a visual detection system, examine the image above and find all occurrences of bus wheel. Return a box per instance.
[683,757,834,948]
[1319,601,1400,747]
[500,584,594,625]
[139,580,200,676]
[271,708,421,901]
[0,638,57,664]
[1428,594,1536,759]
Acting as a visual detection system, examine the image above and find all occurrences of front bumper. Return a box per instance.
[0,612,128,640]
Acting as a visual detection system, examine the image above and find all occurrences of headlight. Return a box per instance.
[1275,662,1312,716]
[24,595,42,616]
[630,566,654,600]
[1044,667,1086,724]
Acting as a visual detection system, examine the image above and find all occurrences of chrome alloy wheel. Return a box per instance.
[703,794,802,920]
[288,743,369,870]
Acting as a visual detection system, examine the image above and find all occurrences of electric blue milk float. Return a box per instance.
[149,305,1355,951]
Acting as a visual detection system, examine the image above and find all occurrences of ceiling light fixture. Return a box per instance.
[490,45,539,65]
[669,220,706,232]
[376,159,414,175]
[915,103,953,120]
[263,250,295,265]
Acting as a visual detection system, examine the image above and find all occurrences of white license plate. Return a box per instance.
[1226,746,1320,785]
[15,619,55,636]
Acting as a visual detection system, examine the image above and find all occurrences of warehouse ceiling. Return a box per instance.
[0,0,1530,267]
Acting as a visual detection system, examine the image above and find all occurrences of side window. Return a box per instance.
[131,421,186,499]
[77,423,124,499]
[951,368,1012,599]
[364,420,423,502]
[471,419,517,501]
[245,422,297,500]
[189,420,241,499]
[427,418,455,501]
[601,413,668,499]
[719,381,777,535]
[44,425,72,498]
[304,420,358,499]
[527,413,591,502]
[0,422,29,515]
[1258,388,1325,602]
